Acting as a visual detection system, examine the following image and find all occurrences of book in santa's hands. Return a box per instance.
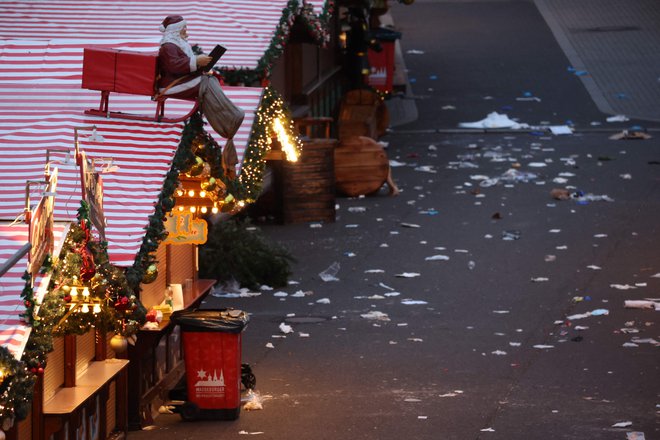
[199,44,227,72]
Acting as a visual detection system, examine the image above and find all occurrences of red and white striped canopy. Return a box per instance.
[0,0,294,70]
[0,38,264,267]
[0,222,69,359]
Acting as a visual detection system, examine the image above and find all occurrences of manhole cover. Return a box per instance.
[285,316,329,324]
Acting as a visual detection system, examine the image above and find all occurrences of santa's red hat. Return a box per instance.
[159,15,186,33]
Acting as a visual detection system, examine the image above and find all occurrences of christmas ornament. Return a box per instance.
[109,334,128,354]
[142,264,158,284]
[188,156,206,176]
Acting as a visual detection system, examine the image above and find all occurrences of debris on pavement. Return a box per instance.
[361,311,390,321]
[395,272,421,278]
[319,262,341,282]
[624,300,660,310]
[458,112,528,129]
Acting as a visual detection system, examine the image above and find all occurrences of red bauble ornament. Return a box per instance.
[37,367,44,375]
[64,295,72,303]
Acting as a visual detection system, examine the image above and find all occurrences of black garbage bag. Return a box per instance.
[171,308,249,333]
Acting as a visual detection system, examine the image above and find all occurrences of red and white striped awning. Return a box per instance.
[0,38,264,267]
[0,222,69,359]
[0,0,295,70]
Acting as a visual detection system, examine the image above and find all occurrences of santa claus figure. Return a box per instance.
[157,15,211,99]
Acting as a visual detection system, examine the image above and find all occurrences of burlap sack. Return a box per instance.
[198,75,245,177]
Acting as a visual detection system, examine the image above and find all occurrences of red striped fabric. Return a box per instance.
[0,222,69,359]
[0,0,292,70]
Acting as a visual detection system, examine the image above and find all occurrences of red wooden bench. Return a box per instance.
[81,47,199,123]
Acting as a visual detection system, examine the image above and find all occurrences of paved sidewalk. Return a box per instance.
[536,0,660,122]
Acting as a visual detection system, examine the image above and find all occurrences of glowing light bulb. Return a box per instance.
[199,190,206,198]
[82,287,90,298]
[178,206,184,212]
[93,303,101,314]
[71,286,78,297]
[190,206,197,213]
[176,189,184,197]
[211,205,219,214]
[81,304,90,313]
[201,206,208,214]
[188,190,195,197]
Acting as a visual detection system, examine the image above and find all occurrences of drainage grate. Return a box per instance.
[284,316,329,324]
[582,25,642,33]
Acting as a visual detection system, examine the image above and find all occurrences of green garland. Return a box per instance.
[0,345,35,424]
[218,0,335,85]
[299,0,334,46]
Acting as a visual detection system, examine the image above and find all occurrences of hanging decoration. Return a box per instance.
[49,201,146,337]
[299,0,334,46]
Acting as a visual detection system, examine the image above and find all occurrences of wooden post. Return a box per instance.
[31,373,44,440]
[63,335,76,387]
[95,329,107,361]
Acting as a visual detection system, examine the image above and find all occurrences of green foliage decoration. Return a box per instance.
[198,219,295,290]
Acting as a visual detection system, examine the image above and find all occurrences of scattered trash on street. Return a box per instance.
[319,262,341,282]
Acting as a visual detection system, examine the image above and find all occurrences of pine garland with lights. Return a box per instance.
[0,345,35,424]
[240,86,303,199]
[218,0,310,85]
[299,0,334,46]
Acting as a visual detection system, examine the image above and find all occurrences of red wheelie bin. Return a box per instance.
[170,308,249,421]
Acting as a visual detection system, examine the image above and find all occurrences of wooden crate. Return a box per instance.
[282,138,337,223]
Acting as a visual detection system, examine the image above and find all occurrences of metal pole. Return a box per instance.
[0,242,31,277]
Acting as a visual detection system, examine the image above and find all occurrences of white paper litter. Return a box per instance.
[533,345,555,349]
[624,300,660,310]
[587,265,602,270]
[395,272,421,278]
[361,311,390,321]
[459,112,528,129]
[611,284,637,290]
[606,115,630,122]
[279,323,294,334]
[491,350,507,355]
[626,433,646,440]
[365,269,385,273]
[401,299,428,305]
[401,222,421,228]
[316,298,331,304]
[612,421,633,428]
[390,160,407,167]
[425,254,450,261]
[406,49,425,54]
[549,125,573,135]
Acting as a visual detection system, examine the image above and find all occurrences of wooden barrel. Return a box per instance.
[282,138,337,224]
